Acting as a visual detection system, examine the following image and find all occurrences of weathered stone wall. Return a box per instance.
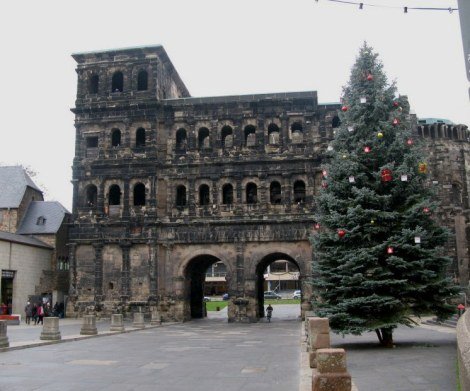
[0,209,18,233]
[457,310,470,391]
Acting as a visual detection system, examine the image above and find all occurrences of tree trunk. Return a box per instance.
[375,327,394,348]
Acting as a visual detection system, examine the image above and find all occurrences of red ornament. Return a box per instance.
[392,118,399,126]
[387,246,394,254]
[458,304,465,311]
[381,169,393,182]
[314,223,321,230]
[364,146,371,153]
[338,229,346,238]
[341,105,349,112]
[406,138,413,146]
[423,207,430,214]
[367,74,373,81]
[321,182,328,189]
[322,170,328,178]
[393,101,399,107]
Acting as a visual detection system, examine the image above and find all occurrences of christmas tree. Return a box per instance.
[311,43,458,347]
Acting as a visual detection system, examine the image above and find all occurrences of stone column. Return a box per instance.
[93,243,103,303]
[0,320,9,348]
[122,178,130,219]
[308,317,331,369]
[150,307,162,325]
[312,348,352,391]
[132,312,145,329]
[110,314,125,332]
[80,315,98,335]
[121,243,131,301]
[40,317,61,340]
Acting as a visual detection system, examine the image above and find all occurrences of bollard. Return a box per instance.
[0,320,9,348]
[150,309,161,326]
[80,315,98,335]
[110,314,125,332]
[40,317,61,340]
[312,348,352,391]
[132,312,145,329]
[307,317,330,368]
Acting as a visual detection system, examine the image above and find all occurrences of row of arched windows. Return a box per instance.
[87,70,149,94]
[416,125,469,141]
[82,180,307,209]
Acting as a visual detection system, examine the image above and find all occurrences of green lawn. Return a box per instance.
[206,299,300,311]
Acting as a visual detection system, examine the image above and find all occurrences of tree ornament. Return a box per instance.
[342,154,348,159]
[392,118,399,126]
[322,170,328,178]
[364,146,371,153]
[341,105,349,112]
[423,207,430,214]
[377,132,384,139]
[418,162,428,174]
[348,126,354,132]
[387,246,394,254]
[370,219,375,224]
[367,73,373,81]
[414,236,421,244]
[321,182,328,189]
[327,145,333,151]
[393,101,399,107]
[314,223,320,230]
[348,176,355,183]
[400,174,408,182]
[338,229,346,238]
[406,138,413,146]
[381,169,392,182]
[360,97,367,104]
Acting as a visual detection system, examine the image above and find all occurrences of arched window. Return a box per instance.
[137,70,148,91]
[109,185,121,205]
[222,184,233,205]
[85,185,98,207]
[270,182,282,204]
[198,127,210,149]
[291,122,303,143]
[246,183,257,204]
[176,185,187,207]
[293,180,306,203]
[221,126,233,148]
[133,183,146,206]
[88,74,99,94]
[332,116,341,128]
[176,128,187,150]
[136,128,146,147]
[291,122,303,133]
[268,123,280,145]
[111,71,124,92]
[111,129,121,147]
[244,125,256,146]
[199,184,210,206]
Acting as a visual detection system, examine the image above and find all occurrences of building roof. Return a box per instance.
[418,118,454,125]
[16,201,70,235]
[0,166,42,208]
[0,231,52,249]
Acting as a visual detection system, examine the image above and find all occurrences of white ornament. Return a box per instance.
[360,97,367,104]
[400,175,408,182]
[327,145,333,151]
[348,176,355,183]
[348,126,354,132]
[414,236,421,244]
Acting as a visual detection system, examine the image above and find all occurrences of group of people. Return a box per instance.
[24,301,65,325]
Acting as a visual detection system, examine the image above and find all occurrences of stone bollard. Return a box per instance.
[80,315,98,335]
[0,320,9,348]
[110,314,125,332]
[150,309,161,326]
[312,348,352,391]
[308,317,330,368]
[132,312,145,329]
[40,317,61,340]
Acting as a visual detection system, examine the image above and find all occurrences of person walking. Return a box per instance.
[24,302,33,325]
[36,303,44,325]
[266,304,273,322]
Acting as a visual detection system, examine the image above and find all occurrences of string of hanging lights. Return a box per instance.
[315,0,458,13]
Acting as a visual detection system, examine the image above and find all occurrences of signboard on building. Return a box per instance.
[458,0,470,97]
[1,270,15,279]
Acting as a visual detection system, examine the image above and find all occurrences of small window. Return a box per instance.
[291,122,303,133]
[244,125,256,146]
[293,180,306,203]
[222,184,234,205]
[133,183,146,206]
[246,183,257,204]
[270,182,282,204]
[88,74,99,94]
[109,185,121,205]
[112,71,124,92]
[268,123,280,145]
[86,137,98,148]
[176,128,187,150]
[137,70,148,91]
[36,216,46,225]
[176,185,187,207]
[111,129,121,147]
[221,126,233,148]
[198,127,210,149]
[199,184,210,206]
[136,128,146,147]
[85,185,98,207]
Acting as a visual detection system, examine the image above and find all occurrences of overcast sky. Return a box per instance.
[0,0,467,211]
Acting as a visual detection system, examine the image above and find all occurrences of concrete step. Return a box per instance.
[423,314,460,328]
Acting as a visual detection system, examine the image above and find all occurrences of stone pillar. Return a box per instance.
[110,314,125,332]
[150,307,162,325]
[80,315,98,335]
[40,317,61,340]
[312,348,352,391]
[307,317,330,368]
[132,312,145,329]
[0,320,9,348]
[93,243,103,302]
[121,243,131,301]
[122,178,130,219]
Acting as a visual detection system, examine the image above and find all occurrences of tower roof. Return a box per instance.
[0,166,42,208]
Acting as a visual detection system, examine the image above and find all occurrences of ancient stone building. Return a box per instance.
[68,45,470,322]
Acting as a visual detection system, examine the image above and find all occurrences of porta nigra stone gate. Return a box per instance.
[68,45,470,322]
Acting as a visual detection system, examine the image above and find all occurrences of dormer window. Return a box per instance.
[36,216,46,225]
